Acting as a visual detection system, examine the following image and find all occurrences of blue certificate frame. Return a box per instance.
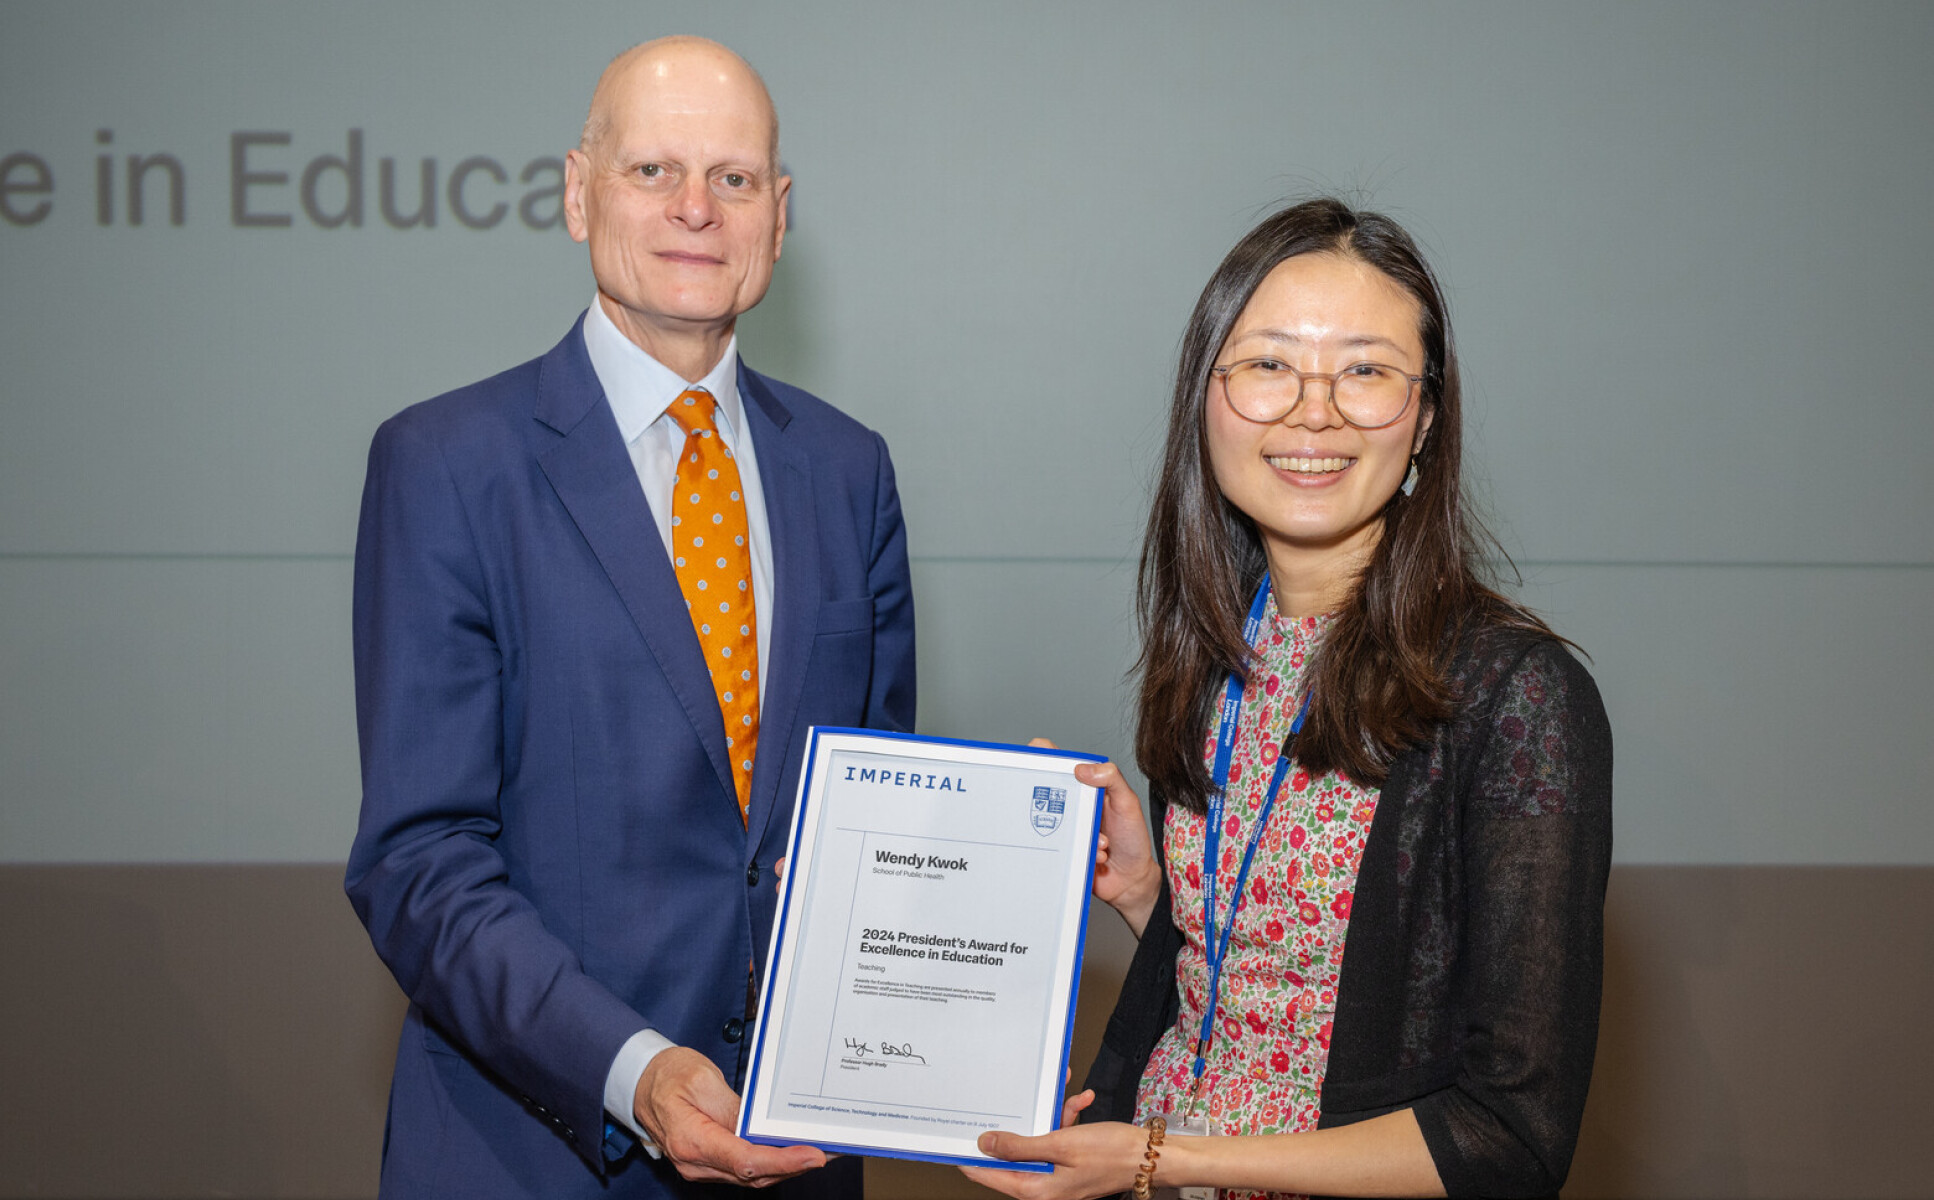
[738,727,1104,1170]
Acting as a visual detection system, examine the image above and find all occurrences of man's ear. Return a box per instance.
[771,172,791,261]
[562,149,591,245]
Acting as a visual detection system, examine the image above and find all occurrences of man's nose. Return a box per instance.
[668,173,720,229]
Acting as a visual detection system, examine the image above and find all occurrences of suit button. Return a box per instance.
[722,1017,745,1043]
[746,863,760,886]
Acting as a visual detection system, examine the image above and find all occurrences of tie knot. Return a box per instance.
[670,388,720,436]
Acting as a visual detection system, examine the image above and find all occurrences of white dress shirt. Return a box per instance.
[581,299,776,1146]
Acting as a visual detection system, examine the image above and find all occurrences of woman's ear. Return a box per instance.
[1413,405,1435,456]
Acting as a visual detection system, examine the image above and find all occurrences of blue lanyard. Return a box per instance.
[1192,573,1312,1103]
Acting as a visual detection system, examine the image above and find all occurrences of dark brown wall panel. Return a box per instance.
[1,865,1928,1198]
[0,866,397,1199]
[1571,866,1933,1200]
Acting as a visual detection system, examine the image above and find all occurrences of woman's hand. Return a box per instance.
[1028,739,1161,937]
[1081,758,1162,938]
[959,1091,1147,1200]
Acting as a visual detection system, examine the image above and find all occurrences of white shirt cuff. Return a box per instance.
[604,1027,678,1155]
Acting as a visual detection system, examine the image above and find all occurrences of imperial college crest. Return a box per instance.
[1031,785,1066,836]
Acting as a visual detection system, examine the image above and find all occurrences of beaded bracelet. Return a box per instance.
[1130,1116,1167,1200]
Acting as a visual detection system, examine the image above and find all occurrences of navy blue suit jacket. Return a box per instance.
[346,318,916,1197]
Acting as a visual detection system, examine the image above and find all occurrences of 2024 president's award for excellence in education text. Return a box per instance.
[738,728,1104,1170]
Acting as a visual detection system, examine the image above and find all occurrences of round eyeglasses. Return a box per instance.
[1210,357,1423,430]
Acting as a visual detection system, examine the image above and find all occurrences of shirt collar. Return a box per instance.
[581,298,745,444]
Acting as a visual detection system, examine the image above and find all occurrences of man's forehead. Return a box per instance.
[594,49,777,158]
[604,99,771,156]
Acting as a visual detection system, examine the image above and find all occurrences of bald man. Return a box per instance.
[346,38,913,1198]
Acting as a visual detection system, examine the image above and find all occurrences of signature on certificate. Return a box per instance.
[843,1036,928,1065]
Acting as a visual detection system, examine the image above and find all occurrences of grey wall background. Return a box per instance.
[3,3,1932,1197]
[5,1,1930,867]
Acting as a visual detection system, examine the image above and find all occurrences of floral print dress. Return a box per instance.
[1134,600,1379,1200]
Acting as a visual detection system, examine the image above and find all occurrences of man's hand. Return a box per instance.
[634,1047,827,1186]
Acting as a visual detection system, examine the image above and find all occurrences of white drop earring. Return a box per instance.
[1400,456,1419,497]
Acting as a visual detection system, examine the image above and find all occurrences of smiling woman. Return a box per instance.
[962,199,1612,1200]
[1201,252,1433,621]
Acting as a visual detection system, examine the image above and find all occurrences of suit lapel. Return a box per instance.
[740,364,817,848]
[532,320,739,813]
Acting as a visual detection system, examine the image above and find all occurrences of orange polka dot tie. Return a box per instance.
[668,388,759,822]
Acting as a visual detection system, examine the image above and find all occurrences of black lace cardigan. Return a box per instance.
[1082,629,1613,1199]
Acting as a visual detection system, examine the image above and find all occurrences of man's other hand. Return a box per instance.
[634,1047,827,1185]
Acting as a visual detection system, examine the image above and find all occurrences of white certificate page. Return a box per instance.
[739,729,1101,1168]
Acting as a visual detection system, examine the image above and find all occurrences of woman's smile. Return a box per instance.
[1263,453,1357,477]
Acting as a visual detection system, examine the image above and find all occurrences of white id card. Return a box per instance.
[1155,1112,1214,1200]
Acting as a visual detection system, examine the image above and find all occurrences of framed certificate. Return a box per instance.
[738,727,1104,1170]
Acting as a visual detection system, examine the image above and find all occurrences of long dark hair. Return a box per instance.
[1136,197,1557,809]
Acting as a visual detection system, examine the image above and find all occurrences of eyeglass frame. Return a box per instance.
[1208,356,1427,431]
